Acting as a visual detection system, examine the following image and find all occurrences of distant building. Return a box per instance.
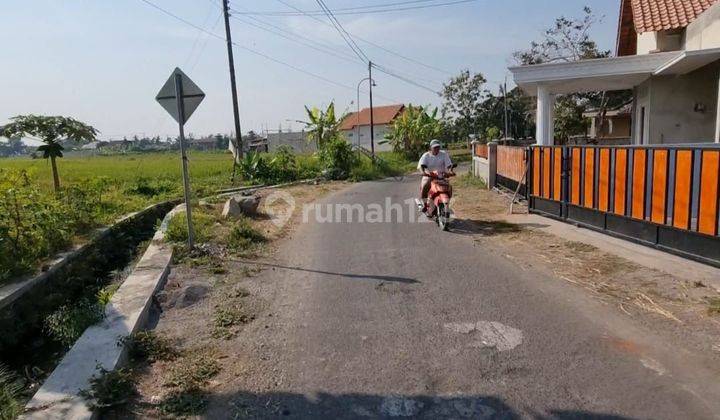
[189,137,218,151]
[340,104,404,152]
[267,130,315,153]
[582,102,633,144]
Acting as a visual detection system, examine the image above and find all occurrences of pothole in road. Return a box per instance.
[444,321,523,351]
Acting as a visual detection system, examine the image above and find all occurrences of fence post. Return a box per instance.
[488,141,498,189]
[470,140,479,177]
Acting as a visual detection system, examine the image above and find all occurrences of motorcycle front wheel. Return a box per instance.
[437,203,450,231]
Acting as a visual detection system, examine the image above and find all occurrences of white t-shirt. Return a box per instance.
[418,150,452,175]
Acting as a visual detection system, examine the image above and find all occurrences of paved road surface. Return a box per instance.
[215,175,720,419]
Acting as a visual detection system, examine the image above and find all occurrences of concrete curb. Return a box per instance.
[21,204,183,420]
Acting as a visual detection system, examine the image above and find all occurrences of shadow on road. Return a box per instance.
[195,390,639,419]
[237,260,420,284]
[449,218,524,237]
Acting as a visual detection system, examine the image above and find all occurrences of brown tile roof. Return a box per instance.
[631,0,716,33]
[339,104,404,131]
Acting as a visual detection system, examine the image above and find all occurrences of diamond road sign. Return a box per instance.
[155,67,205,124]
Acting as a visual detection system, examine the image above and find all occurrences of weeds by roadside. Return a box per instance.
[121,331,178,363]
[708,297,720,316]
[80,365,137,411]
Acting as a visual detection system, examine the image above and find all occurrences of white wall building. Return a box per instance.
[339,104,404,152]
[510,0,720,145]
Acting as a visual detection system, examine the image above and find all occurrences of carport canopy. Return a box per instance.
[508,48,720,144]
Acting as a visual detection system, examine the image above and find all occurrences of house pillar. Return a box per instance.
[536,85,555,145]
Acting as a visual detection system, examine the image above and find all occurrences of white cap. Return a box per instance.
[429,139,441,148]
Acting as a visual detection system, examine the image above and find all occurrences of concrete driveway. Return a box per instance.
[207,175,720,419]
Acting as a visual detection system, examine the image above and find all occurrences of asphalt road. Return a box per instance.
[217,175,720,419]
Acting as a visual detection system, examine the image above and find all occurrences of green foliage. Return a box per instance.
[0,364,23,420]
[553,97,590,143]
[238,147,309,184]
[0,169,105,284]
[227,217,266,251]
[96,283,120,306]
[349,152,414,181]
[158,390,208,417]
[440,70,487,141]
[45,298,105,347]
[384,105,442,158]
[79,365,136,410]
[303,102,344,150]
[318,137,357,180]
[164,210,216,244]
[484,126,501,141]
[124,177,177,197]
[121,331,178,363]
[1,115,98,191]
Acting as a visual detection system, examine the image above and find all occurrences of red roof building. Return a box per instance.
[339,104,405,131]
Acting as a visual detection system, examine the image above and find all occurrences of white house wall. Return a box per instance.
[341,125,393,152]
[686,2,720,51]
[637,32,658,55]
[640,61,719,144]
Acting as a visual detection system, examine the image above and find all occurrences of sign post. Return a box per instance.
[156,67,206,248]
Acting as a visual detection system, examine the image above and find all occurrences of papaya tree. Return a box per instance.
[1,115,98,192]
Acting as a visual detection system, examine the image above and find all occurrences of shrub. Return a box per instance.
[124,177,177,197]
[318,137,357,180]
[121,330,178,363]
[79,365,136,411]
[0,364,23,420]
[0,169,103,284]
[164,354,220,391]
[158,389,208,417]
[164,210,216,244]
[227,217,266,251]
[45,298,105,347]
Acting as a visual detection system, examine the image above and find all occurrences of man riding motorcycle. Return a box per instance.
[418,139,454,213]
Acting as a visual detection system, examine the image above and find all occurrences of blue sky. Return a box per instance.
[0,0,620,140]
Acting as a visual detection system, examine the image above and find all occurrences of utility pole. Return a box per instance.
[503,76,510,140]
[368,61,375,159]
[222,0,243,176]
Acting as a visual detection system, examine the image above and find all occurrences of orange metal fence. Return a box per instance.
[473,143,488,159]
[497,146,527,183]
[529,145,720,265]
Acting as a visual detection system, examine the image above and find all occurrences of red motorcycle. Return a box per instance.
[417,165,457,231]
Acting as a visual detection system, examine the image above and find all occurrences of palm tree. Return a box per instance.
[303,102,344,150]
[1,115,98,192]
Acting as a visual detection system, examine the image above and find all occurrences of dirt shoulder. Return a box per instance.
[451,175,720,359]
[109,181,349,419]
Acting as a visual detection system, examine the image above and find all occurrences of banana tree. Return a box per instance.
[302,102,344,150]
[383,105,442,158]
[1,115,98,192]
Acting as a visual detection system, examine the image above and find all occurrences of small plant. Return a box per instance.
[0,364,23,420]
[164,354,220,391]
[227,217,266,251]
[45,298,105,347]
[455,172,486,189]
[212,304,254,340]
[96,283,121,306]
[318,137,357,180]
[158,389,209,417]
[164,210,216,244]
[121,331,178,363]
[79,365,136,411]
